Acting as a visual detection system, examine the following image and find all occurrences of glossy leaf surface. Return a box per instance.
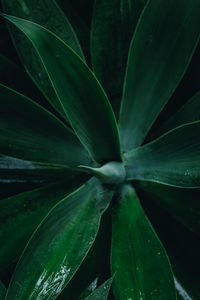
[111,184,176,299]
[138,181,200,236]
[84,277,112,300]
[6,178,113,300]
[0,174,87,270]
[2,0,84,119]
[58,208,112,300]
[2,14,121,164]
[91,0,147,114]
[0,281,6,300]
[125,121,200,188]
[0,83,90,167]
[119,0,200,151]
[152,90,200,139]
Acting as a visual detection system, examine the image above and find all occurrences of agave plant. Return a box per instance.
[0,0,200,299]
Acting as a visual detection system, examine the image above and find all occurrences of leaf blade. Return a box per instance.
[84,277,112,300]
[119,0,200,151]
[125,121,200,188]
[91,0,147,115]
[111,184,176,299]
[2,14,121,164]
[0,281,6,300]
[5,178,113,300]
[0,83,90,167]
[2,0,85,119]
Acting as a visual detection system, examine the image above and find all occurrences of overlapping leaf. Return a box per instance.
[119,0,200,151]
[2,0,84,119]
[111,184,176,299]
[1,14,121,164]
[6,178,113,300]
[91,0,147,114]
[84,277,112,300]
[125,121,200,187]
[0,174,87,271]
[0,83,90,167]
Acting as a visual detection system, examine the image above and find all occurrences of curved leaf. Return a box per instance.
[6,178,113,300]
[0,83,90,167]
[58,208,112,300]
[91,0,147,115]
[0,281,6,300]
[111,184,176,299]
[151,90,200,140]
[119,0,200,151]
[125,121,200,188]
[84,277,112,300]
[138,181,200,236]
[2,0,84,119]
[0,174,87,270]
[2,14,121,164]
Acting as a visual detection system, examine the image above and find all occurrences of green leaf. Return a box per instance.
[2,0,85,119]
[138,181,200,236]
[2,14,121,164]
[0,154,75,185]
[125,121,200,188]
[6,178,113,300]
[58,208,112,300]
[119,0,200,151]
[84,277,112,300]
[151,90,200,140]
[0,281,6,300]
[91,0,147,115]
[0,174,87,271]
[0,83,90,167]
[111,184,176,300]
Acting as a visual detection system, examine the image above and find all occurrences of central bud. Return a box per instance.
[79,161,126,185]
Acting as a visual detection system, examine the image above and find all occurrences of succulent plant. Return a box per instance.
[0,0,200,299]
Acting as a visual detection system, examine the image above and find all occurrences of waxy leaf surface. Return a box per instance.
[2,0,84,119]
[2,14,121,164]
[0,174,87,270]
[125,121,200,188]
[6,178,113,300]
[119,0,200,151]
[0,83,90,167]
[138,181,200,236]
[91,0,147,115]
[111,184,176,299]
[84,277,112,300]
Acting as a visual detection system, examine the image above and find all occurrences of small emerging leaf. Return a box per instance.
[84,277,113,300]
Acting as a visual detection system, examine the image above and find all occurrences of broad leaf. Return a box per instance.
[84,277,112,300]
[91,0,147,115]
[151,90,200,140]
[0,281,6,299]
[111,184,176,299]
[0,83,90,167]
[6,178,113,300]
[125,121,200,188]
[119,0,200,151]
[2,0,84,119]
[138,181,200,236]
[58,208,112,300]
[0,174,87,271]
[2,14,121,164]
